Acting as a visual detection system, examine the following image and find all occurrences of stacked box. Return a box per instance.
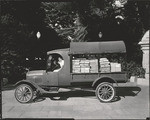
[73,68,81,73]
[110,63,121,72]
[99,58,111,73]
[72,59,99,73]
[80,63,90,67]
[80,59,87,63]
[72,60,80,64]
[116,64,121,72]
[89,59,98,73]
[80,59,90,73]
[72,59,81,73]
[81,68,90,73]
[100,68,111,73]
[79,59,90,73]
[72,65,81,73]
[72,59,90,73]
[72,58,121,73]
[100,67,111,73]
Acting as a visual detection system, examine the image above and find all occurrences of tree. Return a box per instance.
[43,0,149,59]
[1,1,46,84]
[1,13,28,84]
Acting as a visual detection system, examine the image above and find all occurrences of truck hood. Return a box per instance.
[26,70,46,76]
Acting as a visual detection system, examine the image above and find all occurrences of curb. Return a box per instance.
[130,76,149,86]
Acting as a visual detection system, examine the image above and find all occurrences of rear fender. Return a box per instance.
[92,76,118,89]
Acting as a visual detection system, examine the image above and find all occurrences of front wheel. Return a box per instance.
[15,84,34,103]
[96,82,116,103]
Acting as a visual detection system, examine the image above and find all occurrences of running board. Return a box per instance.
[37,87,59,94]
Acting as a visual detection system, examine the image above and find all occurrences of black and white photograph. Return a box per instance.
[1,0,149,119]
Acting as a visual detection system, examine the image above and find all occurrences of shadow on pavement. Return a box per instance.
[46,90,95,101]
[33,97,46,103]
[116,86,141,97]
[33,86,141,103]
[31,90,95,103]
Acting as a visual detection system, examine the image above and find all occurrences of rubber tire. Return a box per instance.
[95,82,116,103]
[15,84,34,103]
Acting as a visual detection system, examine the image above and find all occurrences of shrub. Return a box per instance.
[111,56,145,78]
[125,61,145,78]
[1,51,27,85]
[2,78,8,86]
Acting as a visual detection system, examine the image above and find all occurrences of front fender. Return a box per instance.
[15,80,44,93]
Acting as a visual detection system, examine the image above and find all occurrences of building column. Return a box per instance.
[138,30,149,80]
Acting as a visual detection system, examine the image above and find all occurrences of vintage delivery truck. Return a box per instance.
[15,41,128,103]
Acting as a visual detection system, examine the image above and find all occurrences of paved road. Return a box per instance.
[2,85,149,119]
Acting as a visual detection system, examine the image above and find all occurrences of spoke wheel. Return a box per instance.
[96,82,116,102]
[15,84,33,103]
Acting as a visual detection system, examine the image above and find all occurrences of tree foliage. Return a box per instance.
[42,0,149,44]
[42,0,149,62]
[1,1,45,84]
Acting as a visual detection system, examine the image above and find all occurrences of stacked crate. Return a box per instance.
[72,59,81,73]
[110,63,121,72]
[73,58,121,73]
[80,59,90,73]
[72,59,98,73]
[99,58,111,73]
[89,59,98,73]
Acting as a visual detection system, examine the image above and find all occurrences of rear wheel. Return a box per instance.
[15,84,33,103]
[96,82,116,102]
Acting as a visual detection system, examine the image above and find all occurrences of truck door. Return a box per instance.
[44,72,58,86]
[45,53,60,86]
[58,52,71,86]
[46,52,71,86]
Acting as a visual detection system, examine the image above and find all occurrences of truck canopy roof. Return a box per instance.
[69,41,126,54]
[47,48,69,55]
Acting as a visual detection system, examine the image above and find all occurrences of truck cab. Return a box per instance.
[15,41,128,103]
[26,48,71,87]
